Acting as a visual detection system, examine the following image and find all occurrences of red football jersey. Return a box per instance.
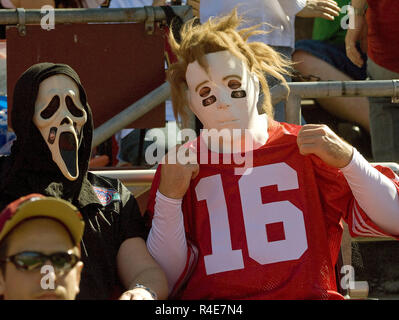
[147,120,399,300]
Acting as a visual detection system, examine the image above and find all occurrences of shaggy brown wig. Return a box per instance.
[167,8,292,127]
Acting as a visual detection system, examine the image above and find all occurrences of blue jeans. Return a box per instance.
[295,39,367,81]
[367,59,399,162]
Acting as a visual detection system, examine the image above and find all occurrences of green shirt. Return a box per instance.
[312,0,350,43]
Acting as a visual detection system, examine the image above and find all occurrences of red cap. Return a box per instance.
[0,194,84,245]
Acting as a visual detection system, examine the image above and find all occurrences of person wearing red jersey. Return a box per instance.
[345,0,399,163]
[145,9,399,300]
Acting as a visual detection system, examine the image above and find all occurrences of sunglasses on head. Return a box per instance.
[0,251,80,271]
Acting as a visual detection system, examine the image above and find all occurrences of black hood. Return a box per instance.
[0,63,96,209]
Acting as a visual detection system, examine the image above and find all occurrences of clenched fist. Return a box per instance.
[297,124,354,168]
[158,145,200,199]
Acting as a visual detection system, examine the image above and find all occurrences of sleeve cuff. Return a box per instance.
[287,0,308,16]
[156,190,183,205]
[340,148,366,174]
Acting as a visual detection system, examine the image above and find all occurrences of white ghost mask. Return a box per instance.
[33,74,87,181]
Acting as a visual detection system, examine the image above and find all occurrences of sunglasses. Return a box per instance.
[0,251,80,271]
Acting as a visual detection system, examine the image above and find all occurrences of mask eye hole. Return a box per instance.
[199,86,211,98]
[231,90,246,99]
[228,79,241,90]
[66,96,84,117]
[40,95,60,119]
[202,95,217,107]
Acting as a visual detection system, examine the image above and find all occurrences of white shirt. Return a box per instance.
[200,0,307,49]
[109,0,153,7]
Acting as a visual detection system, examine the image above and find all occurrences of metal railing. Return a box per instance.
[93,163,399,185]
[0,6,193,25]
[270,80,399,125]
[92,79,399,147]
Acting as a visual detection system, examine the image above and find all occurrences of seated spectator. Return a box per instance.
[293,0,370,133]
[145,9,399,300]
[0,194,84,300]
[0,62,168,300]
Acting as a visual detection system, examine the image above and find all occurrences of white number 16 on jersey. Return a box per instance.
[195,163,308,275]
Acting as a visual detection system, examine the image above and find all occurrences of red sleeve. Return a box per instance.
[146,164,162,222]
[311,156,399,240]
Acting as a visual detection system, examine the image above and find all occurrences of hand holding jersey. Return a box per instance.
[297,124,354,169]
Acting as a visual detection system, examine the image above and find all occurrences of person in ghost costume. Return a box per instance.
[0,63,168,300]
[145,10,399,299]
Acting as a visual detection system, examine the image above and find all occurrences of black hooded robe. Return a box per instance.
[0,63,148,300]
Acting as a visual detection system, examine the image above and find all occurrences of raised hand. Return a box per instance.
[158,145,200,199]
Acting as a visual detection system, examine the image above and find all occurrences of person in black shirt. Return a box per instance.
[0,62,168,300]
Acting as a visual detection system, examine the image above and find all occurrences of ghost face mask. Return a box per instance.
[33,74,87,181]
[185,50,260,132]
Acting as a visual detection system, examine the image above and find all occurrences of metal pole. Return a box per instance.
[93,80,398,146]
[270,80,399,102]
[0,6,193,25]
[270,80,399,124]
[285,94,301,125]
[289,80,399,99]
[92,82,170,148]
[270,82,289,107]
[91,169,156,186]
[89,162,398,185]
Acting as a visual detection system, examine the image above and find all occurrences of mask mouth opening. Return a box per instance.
[59,131,78,178]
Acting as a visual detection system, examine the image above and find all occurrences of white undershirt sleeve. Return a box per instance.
[340,148,399,235]
[278,0,307,17]
[146,191,188,294]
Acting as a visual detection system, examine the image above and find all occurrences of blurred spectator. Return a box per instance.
[346,0,399,162]
[190,0,341,123]
[0,194,84,300]
[293,0,370,133]
[0,62,169,300]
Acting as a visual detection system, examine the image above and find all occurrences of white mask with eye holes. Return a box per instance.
[33,74,87,181]
[186,50,268,153]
